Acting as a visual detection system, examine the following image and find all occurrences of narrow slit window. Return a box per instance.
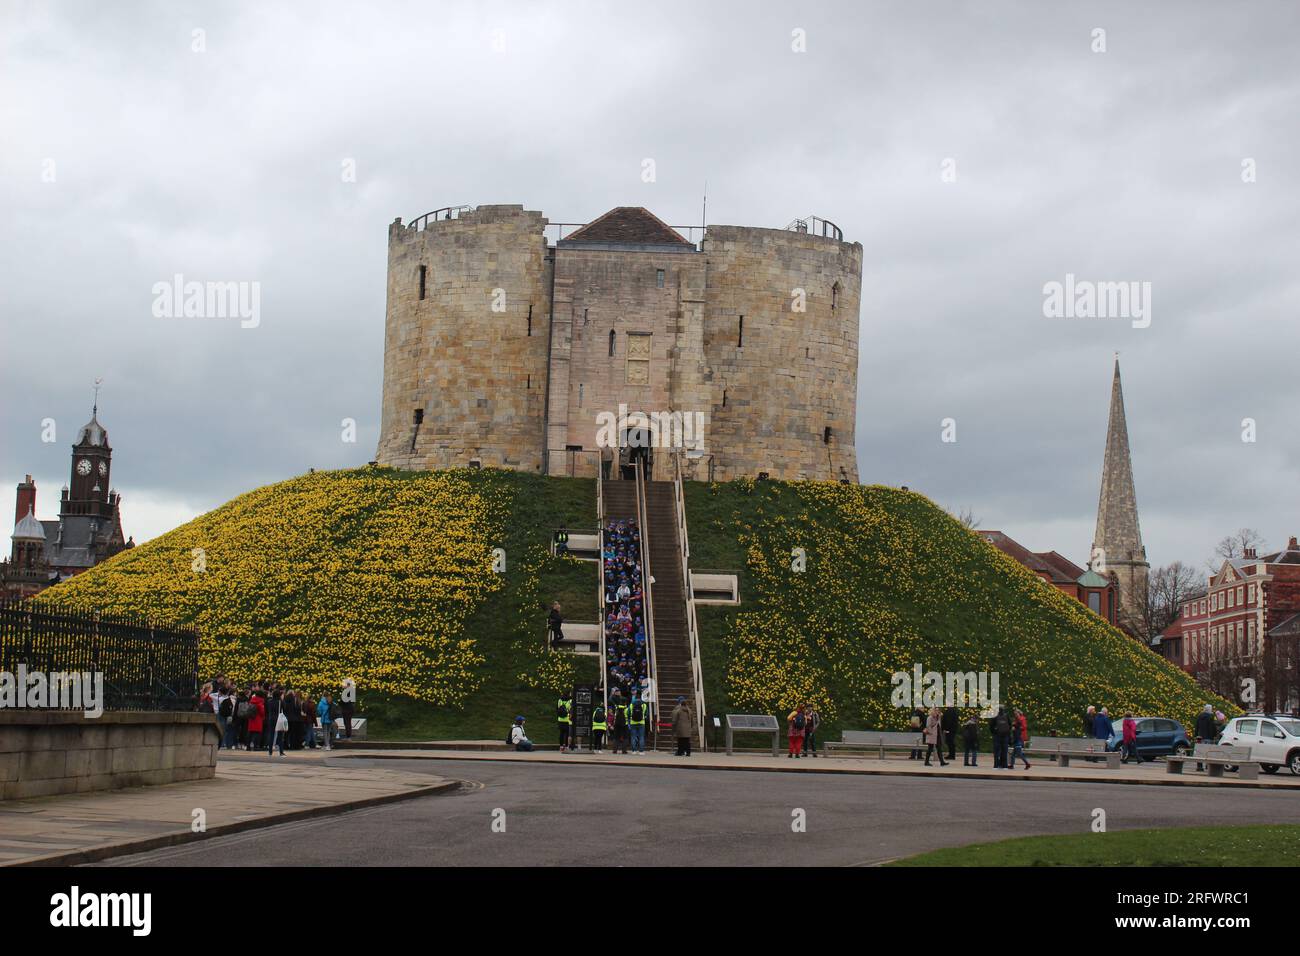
[413,408,424,425]
[609,329,616,356]
[527,304,533,336]
[738,315,744,348]
[831,281,840,311]
[823,426,832,444]
[722,388,727,408]
[418,265,427,300]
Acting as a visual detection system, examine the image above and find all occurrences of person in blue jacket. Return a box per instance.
[317,692,334,751]
[1093,706,1114,748]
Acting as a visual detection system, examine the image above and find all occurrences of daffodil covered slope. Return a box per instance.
[687,479,1234,738]
[35,468,598,717]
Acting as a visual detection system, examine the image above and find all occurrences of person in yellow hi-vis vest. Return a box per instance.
[628,695,648,754]
[590,699,608,753]
[556,694,573,752]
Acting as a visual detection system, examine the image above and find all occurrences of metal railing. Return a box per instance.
[785,215,843,241]
[408,205,475,232]
[1,601,199,711]
[634,459,660,739]
[672,452,707,747]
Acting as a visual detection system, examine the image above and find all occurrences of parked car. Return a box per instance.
[1105,717,1192,761]
[1219,715,1300,775]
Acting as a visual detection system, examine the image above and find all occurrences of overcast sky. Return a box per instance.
[2,0,1297,575]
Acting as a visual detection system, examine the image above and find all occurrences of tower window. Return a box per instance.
[609,329,616,356]
[656,269,665,287]
[738,315,744,348]
[413,408,424,425]
[527,304,533,336]
[722,388,727,408]
[418,265,427,300]
[579,383,584,406]
[831,281,840,311]
[583,308,589,326]
[823,426,832,444]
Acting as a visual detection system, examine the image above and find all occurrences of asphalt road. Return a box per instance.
[96,757,1300,866]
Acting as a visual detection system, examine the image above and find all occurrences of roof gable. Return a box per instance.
[562,207,692,247]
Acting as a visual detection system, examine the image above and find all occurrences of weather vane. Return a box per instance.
[93,377,103,415]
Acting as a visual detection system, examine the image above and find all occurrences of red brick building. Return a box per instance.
[977,530,1118,625]
[1161,536,1300,708]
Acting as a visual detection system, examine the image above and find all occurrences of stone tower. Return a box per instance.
[1090,357,1149,635]
[375,203,862,482]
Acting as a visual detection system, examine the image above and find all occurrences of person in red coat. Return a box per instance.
[246,688,266,751]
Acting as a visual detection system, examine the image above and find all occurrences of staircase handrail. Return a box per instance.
[634,460,659,737]
[673,452,707,748]
[597,470,607,713]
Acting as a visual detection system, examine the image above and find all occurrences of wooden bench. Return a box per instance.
[1024,737,1121,768]
[825,729,925,758]
[1166,744,1260,781]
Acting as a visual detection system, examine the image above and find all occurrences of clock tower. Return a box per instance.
[61,402,114,519]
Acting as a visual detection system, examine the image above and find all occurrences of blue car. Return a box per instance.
[1107,717,1193,761]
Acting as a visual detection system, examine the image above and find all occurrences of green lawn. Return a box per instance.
[888,824,1300,867]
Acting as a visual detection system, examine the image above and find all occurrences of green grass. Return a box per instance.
[684,479,1234,743]
[888,824,1300,867]
[366,471,599,740]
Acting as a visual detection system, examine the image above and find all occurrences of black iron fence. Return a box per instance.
[0,601,199,711]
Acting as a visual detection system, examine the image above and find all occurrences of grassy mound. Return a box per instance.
[686,479,1234,741]
[35,467,598,739]
[36,470,1231,742]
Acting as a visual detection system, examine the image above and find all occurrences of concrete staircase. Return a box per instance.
[643,480,696,751]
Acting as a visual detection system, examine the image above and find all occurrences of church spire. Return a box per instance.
[1091,356,1149,633]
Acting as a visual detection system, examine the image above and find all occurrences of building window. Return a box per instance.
[527,304,533,336]
[721,388,727,408]
[1088,592,1101,614]
[823,426,832,444]
[831,281,840,311]
[738,315,744,348]
[578,383,584,406]
[413,408,424,425]
[656,269,665,288]
[418,265,427,300]
[1248,583,1256,603]
[1237,585,1243,605]
[609,329,616,356]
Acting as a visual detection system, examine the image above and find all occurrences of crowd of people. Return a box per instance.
[602,517,651,704]
[197,677,356,755]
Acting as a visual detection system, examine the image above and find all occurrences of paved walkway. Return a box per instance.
[334,746,1300,789]
[0,752,456,866]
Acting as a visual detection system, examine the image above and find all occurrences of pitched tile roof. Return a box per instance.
[563,207,692,246]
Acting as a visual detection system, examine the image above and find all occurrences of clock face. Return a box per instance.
[97,461,108,477]
[77,459,92,476]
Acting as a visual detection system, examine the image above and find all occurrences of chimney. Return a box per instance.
[15,475,35,526]
[1244,547,1257,559]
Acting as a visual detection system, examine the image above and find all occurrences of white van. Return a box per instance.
[1220,715,1300,775]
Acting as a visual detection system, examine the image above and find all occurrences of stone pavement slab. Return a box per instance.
[0,751,456,866]
[335,746,1300,789]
